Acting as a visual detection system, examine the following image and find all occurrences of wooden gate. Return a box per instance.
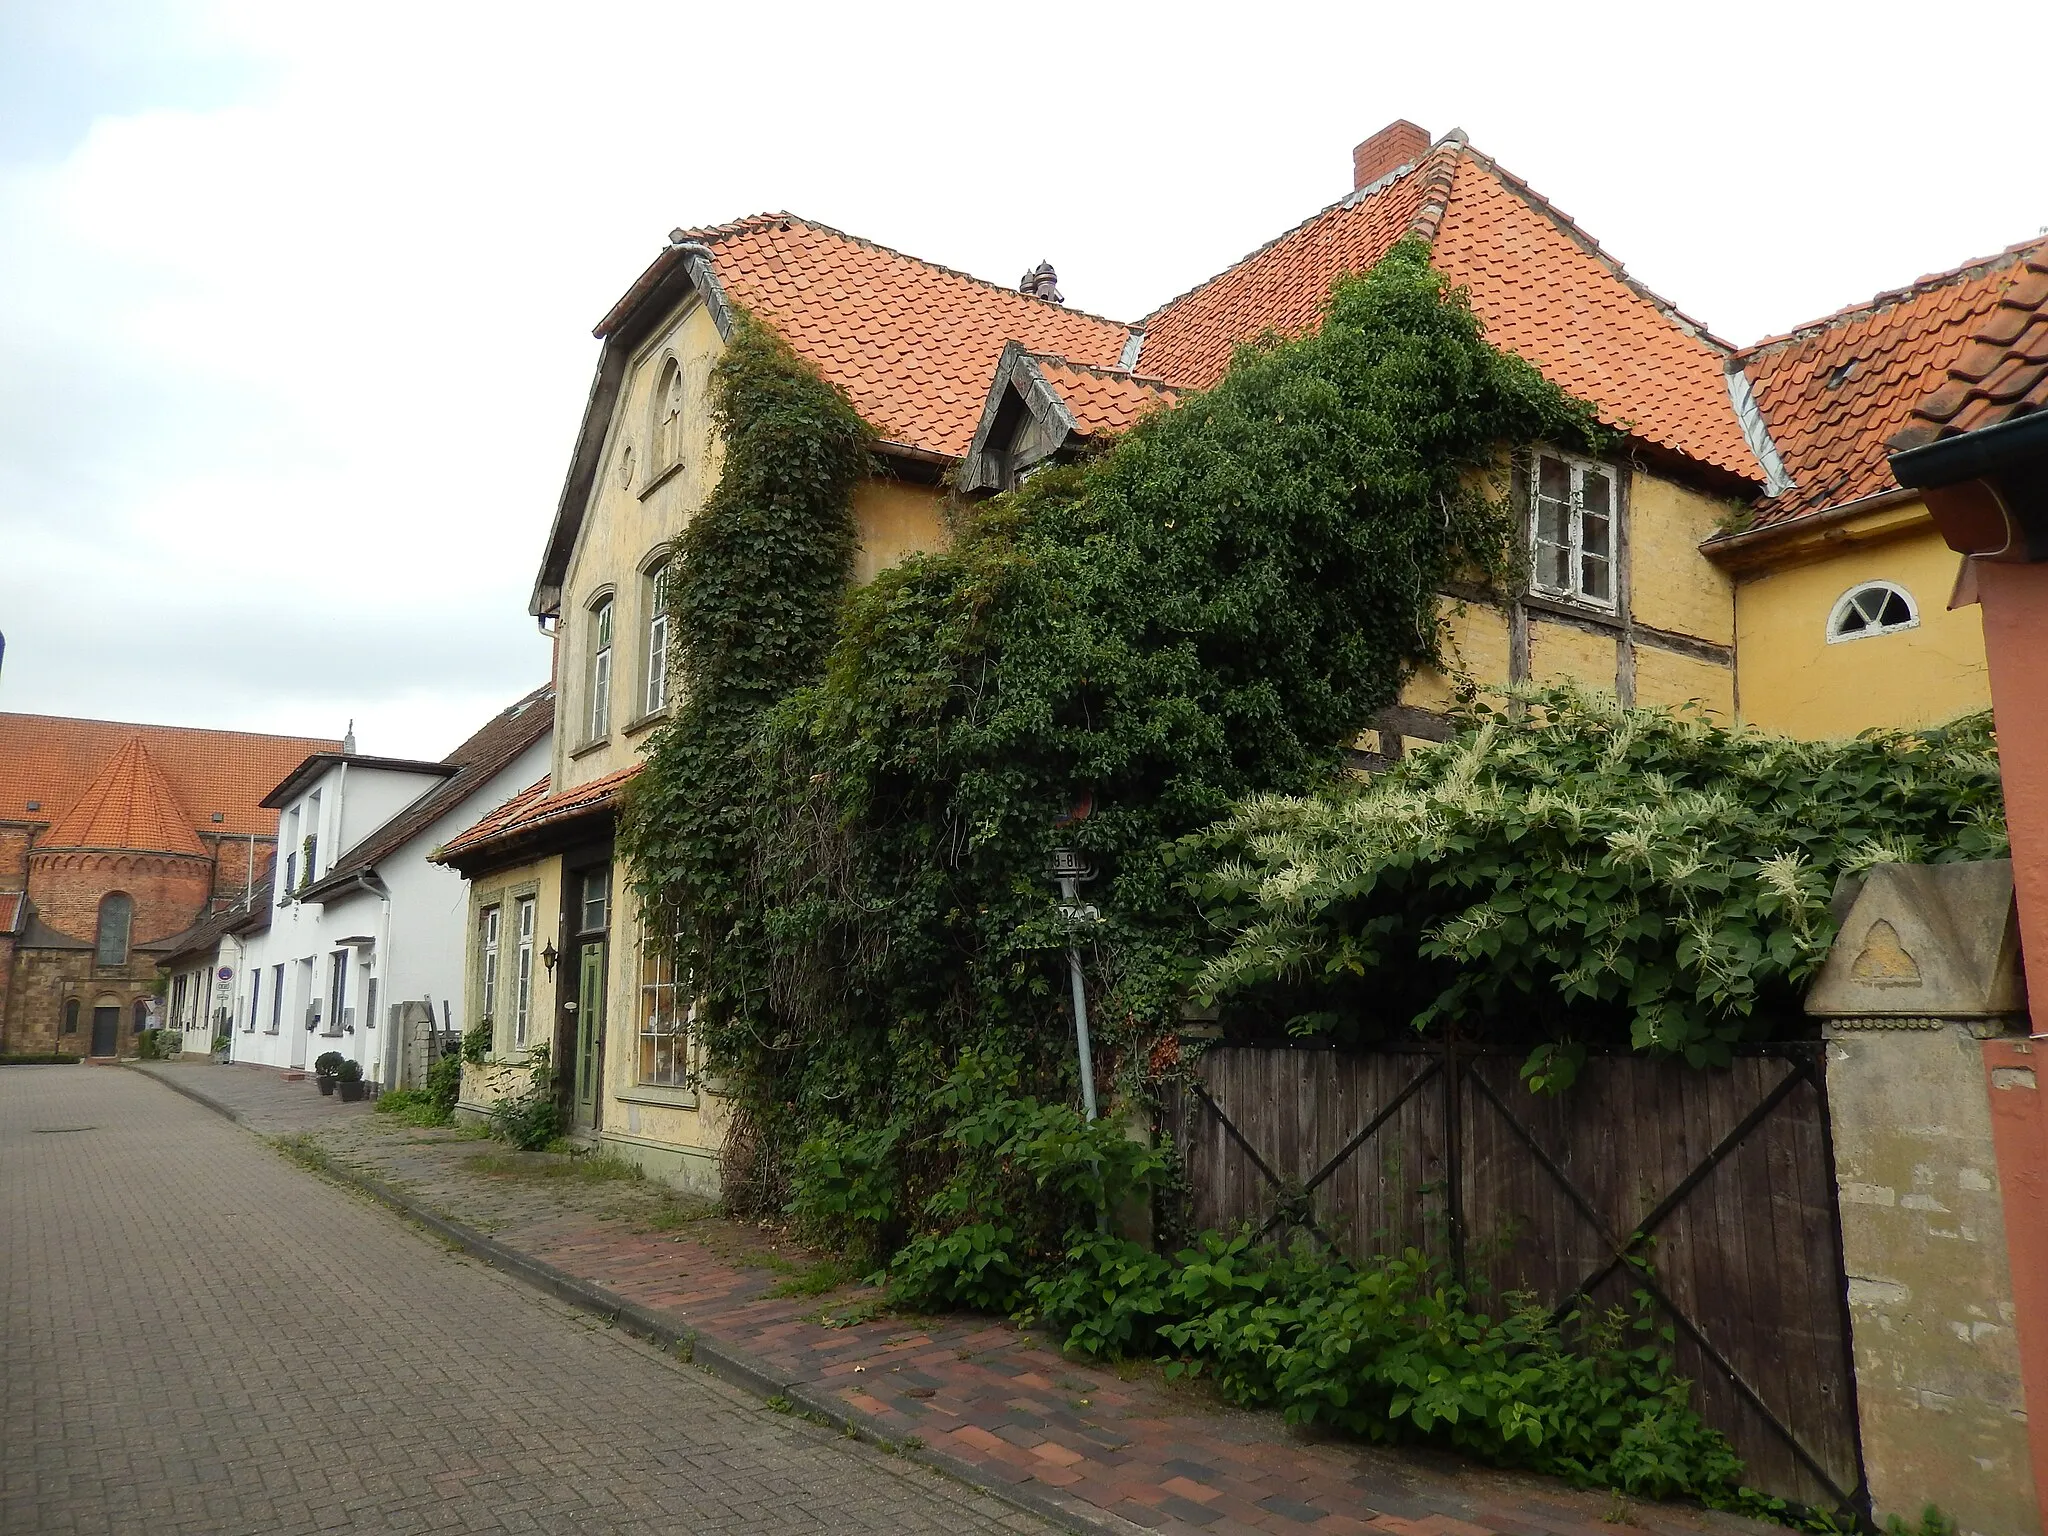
[1160,1042,1864,1512]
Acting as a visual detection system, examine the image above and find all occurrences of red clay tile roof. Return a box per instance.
[663,216,1136,460]
[1733,238,2048,526]
[1896,245,2048,447]
[1031,358,1185,439]
[40,737,206,854]
[434,764,638,865]
[0,891,23,937]
[0,714,339,839]
[1136,140,1759,482]
[301,685,554,899]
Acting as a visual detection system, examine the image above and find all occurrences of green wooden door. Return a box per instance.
[574,941,606,1133]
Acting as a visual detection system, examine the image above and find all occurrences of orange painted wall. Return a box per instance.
[1983,1036,2048,1528]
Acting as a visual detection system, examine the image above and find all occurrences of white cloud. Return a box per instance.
[2,0,2043,756]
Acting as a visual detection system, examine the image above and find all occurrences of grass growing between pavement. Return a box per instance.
[462,1150,646,1185]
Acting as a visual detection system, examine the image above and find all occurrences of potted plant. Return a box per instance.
[211,1035,232,1064]
[314,1050,344,1095]
[335,1058,366,1102]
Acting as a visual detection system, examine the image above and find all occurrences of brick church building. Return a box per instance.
[0,714,339,1057]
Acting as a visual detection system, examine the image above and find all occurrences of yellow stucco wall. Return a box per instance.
[1633,642,1735,719]
[1530,619,1618,692]
[457,855,562,1115]
[1403,598,1512,711]
[1629,474,1738,646]
[1733,510,1989,738]
[853,478,949,584]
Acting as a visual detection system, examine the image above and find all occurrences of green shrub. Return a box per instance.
[135,1028,170,1061]
[335,1059,363,1083]
[426,1052,462,1118]
[313,1050,345,1077]
[1200,689,2006,1072]
[1030,1229,1747,1506]
[460,1021,491,1066]
[491,1045,560,1151]
[1884,1506,1957,1536]
[0,1053,82,1066]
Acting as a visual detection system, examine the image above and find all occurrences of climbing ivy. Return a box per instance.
[621,239,1603,1212]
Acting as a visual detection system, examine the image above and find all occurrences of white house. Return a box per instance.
[224,686,552,1085]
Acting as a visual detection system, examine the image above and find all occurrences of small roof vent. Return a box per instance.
[1018,262,1064,304]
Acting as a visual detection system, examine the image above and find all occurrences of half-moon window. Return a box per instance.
[1827,581,1918,643]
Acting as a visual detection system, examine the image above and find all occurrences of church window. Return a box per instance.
[62,999,79,1034]
[588,597,614,740]
[1828,581,1918,642]
[1528,451,1617,612]
[95,893,133,967]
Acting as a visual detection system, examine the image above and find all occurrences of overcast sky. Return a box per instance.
[2,0,2042,759]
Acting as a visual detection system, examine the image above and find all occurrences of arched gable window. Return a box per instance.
[588,596,615,740]
[644,557,673,717]
[653,357,685,474]
[95,893,133,967]
[1828,581,1918,643]
[62,999,80,1035]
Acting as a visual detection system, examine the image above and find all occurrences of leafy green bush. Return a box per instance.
[0,1053,82,1066]
[313,1050,345,1077]
[869,1051,1169,1312]
[490,1044,560,1151]
[426,1051,462,1118]
[1030,1229,1748,1505]
[135,1028,170,1061]
[1200,688,2005,1073]
[460,1021,492,1066]
[335,1059,363,1083]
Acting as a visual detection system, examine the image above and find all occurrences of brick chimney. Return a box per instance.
[1352,120,1429,191]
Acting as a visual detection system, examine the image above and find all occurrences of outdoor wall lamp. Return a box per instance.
[541,941,559,978]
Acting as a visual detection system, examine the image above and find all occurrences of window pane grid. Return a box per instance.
[513,897,536,1048]
[637,924,696,1089]
[1529,454,1618,612]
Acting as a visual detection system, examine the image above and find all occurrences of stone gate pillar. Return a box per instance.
[1808,858,2038,1535]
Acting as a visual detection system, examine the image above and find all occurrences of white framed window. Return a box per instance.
[1827,581,1919,643]
[644,560,672,717]
[479,905,501,1024]
[588,598,614,740]
[1529,451,1617,611]
[246,967,260,1032]
[268,963,284,1033]
[512,896,536,1048]
[637,924,694,1089]
[654,356,685,473]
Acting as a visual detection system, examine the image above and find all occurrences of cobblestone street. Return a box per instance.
[0,1064,1053,1536]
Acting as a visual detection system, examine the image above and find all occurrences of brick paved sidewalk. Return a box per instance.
[135,1062,1779,1536]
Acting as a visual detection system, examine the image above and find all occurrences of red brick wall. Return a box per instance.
[27,849,213,945]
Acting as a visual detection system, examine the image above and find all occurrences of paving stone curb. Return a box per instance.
[129,1064,1146,1536]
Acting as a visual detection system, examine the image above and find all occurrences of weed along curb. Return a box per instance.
[127,1065,1147,1536]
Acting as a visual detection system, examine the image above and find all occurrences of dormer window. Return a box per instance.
[1529,451,1616,612]
[588,596,615,740]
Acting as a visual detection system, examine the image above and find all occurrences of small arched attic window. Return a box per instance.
[1827,581,1919,643]
[653,356,685,474]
